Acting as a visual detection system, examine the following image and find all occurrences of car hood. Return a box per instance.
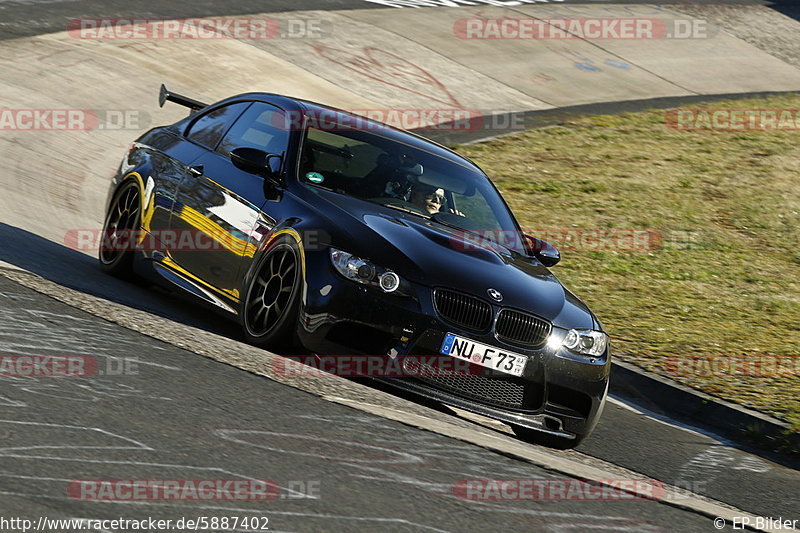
[306,188,598,329]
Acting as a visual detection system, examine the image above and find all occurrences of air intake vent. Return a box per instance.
[405,357,542,411]
[496,309,551,348]
[433,289,492,332]
[421,374,526,409]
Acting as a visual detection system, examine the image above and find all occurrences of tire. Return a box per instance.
[512,425,584,450]
[241,237,302,350]
[99,180,141,279]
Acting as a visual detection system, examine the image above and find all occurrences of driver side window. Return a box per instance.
[217,102,290,157]
[186,102,250,149]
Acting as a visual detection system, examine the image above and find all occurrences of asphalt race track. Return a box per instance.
[0,0,798,531]
[0,275,734,532]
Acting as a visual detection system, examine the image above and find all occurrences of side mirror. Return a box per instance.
[525,235,560,267]
[230,147,282,183]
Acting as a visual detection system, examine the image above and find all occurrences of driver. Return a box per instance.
[409,183,464,216]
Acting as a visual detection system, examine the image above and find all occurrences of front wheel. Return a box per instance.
[99,180,141,279]
[241,238,302,350]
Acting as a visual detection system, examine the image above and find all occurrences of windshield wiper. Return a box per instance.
[429,215,479,236]
[430,216,513,253]
[380,203,430,219]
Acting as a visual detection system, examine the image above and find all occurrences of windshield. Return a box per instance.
[298,125,519,234]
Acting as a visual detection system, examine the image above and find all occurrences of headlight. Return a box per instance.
[555,329,608,357]
[329,248,404,293]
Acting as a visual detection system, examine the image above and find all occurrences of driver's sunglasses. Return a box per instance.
[425,192,445,204]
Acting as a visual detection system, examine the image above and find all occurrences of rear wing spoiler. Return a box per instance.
[158,84,208,113]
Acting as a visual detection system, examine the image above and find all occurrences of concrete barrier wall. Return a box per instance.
[349,4,800,104]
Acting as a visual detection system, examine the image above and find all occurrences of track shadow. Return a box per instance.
[0,222,242,339]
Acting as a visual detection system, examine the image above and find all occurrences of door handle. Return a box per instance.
[255,217,273,230]
[188,165,204,177]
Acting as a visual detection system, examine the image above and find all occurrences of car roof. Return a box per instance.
[213,92,485,173]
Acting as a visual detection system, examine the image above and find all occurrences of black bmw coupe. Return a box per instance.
[100,85,610,448]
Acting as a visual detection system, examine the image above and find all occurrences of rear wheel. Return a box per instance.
[99,181,141,278]
[242,238,302,349]
[512,425,584,450]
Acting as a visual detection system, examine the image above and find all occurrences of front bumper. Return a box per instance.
[297,249,610,440]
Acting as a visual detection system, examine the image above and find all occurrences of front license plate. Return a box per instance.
[439,333,526,377]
